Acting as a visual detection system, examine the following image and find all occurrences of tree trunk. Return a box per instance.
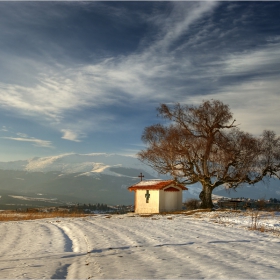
[199,183,214,209]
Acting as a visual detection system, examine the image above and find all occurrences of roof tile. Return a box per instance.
[128,180,188,191]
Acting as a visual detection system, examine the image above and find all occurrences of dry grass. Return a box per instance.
[259,225,266,232]
[135,209,213,218]
[139,214,154,217]
[136,209,211,218]
[155,209,212,216]
[0,210,95,222]
[250,211,261,230]
[183,209,212,216]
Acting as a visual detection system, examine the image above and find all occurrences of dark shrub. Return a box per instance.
[184,198,201,210]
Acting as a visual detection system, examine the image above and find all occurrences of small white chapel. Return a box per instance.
[128,179,188,214]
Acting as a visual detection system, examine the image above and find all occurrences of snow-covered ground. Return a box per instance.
[0,211,279,279]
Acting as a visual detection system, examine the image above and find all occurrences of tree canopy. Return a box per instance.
[138,100,280,208]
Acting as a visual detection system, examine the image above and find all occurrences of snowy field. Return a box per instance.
[0,211,280,279]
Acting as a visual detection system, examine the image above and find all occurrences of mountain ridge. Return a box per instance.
[0,153,162,209]
[0,153,158,177]
[0,153,279,210]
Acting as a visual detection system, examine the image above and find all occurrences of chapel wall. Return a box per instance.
[135,189,160,213]
[163,191,178,212]
[159,190,165,212]
[177,190,183,210]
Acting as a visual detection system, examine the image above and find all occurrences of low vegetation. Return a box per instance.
[0,210,93,222]
[184,198,201,210]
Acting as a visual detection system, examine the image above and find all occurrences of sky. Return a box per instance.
[0,1,279,162]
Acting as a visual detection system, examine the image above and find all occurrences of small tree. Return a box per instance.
[138,100,280,209]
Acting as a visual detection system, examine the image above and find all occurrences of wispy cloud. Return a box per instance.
[1,137,53,148]
[0,2,217,121]
[16,132,28,138]
[182,38,280,135]
[148,1,218,52]
[61,129,83,142]
[222,42,280,78]
[0,1,279,146]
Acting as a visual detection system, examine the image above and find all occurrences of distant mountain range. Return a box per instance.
[0,153,161,209]
[0,153,156,175]
[0,153,279,210]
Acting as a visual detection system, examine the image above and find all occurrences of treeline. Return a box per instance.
[15,203,133,214]
[269,198,280,203]
[69,203,112,212]
[226,197,280,203]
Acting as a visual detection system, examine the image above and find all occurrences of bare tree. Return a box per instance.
[138,100,280,209]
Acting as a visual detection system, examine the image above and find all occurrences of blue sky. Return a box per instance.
[0,1,280,161]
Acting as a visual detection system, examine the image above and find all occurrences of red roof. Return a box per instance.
[164,187,180,192]
[128,180,188,191]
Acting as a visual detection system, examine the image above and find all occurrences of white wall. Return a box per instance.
[135,190,160,214]
[160,185,183,212]
[163,191,179,212]
[177,190,183,209]
[134,185,184,213]
[159,190,165,211]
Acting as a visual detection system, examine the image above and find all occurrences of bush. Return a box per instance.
[184,198,201,210]
[256,198,266,210]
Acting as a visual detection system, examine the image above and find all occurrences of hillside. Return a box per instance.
[0,153,157,175]
[0,153,279,209]
[0,154,160,209]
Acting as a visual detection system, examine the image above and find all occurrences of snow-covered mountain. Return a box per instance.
[0,153,166,208]
[0,153,158,177]
[0,153,279,209]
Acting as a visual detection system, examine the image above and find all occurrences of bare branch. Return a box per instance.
[138,100,280,209]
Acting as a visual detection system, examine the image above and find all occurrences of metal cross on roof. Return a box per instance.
[138,172,144,181]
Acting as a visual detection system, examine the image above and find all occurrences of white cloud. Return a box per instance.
[0,2,279,140]
[16,132,28,138]
[184,77,280,136]
[219,80,280,136]
[61,129,82,142]
[1,137,53,148]
[119,149,139,157]
[0,2,217,123]
[222,43,280,76]
[185,40,280,136]
[150,1,218,52]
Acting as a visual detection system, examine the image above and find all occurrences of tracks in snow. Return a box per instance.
[51,218,104,279]
[0,215,280,279]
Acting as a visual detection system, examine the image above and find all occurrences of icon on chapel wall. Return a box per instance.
[145,190,150,203]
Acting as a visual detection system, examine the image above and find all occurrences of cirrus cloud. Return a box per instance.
[1,137,53,148]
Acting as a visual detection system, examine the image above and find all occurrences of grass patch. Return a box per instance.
[139,214,154,217]
[137,209,212,217]
[0,210,95,222]
[183,209,212,216]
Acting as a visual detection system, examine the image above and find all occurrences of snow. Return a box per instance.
[135,179,166,186]
[8,195,57,202]
[0,211,279,279]
[0,153,157,177]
